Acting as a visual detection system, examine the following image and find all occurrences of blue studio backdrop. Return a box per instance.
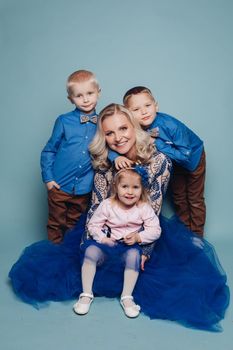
[1,0,233,248]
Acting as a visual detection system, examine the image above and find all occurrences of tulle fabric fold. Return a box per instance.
[9,214,230,331]
[134,216,230,331]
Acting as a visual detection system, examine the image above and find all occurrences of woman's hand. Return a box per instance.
[114,156,134,170]
[101,237,116,247]
[46,181,60,191]
[140,255,148,271]
[124,232,141,245]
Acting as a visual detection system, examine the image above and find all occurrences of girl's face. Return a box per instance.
[116,173,142,209]
[102,113,136,157]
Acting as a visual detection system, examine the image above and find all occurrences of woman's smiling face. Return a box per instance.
[102,112,136,157]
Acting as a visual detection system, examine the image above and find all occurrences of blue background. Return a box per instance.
[1,0,233,243]
[1,1,232,349]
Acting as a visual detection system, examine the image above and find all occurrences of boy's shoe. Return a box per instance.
[120,295,141,318]
[73,293,94,315]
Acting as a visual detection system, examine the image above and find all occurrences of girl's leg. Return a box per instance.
[80,245,104,302]
[121,248,140,311]
[121,269,139,305]
[73,245,104,314]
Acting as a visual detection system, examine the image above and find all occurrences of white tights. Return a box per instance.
[80,245,140,304]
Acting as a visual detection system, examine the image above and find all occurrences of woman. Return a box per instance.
[86,103,171,264]
[9,104,229,331]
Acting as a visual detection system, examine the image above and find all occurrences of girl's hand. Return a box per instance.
[140,255,148,271]
[114,156,134,170]
[101,237,116,247]
[124,232,141,245]
[46,181,60,191]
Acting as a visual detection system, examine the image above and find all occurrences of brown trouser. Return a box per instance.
[47,188,91,243]
[170,150,206,236]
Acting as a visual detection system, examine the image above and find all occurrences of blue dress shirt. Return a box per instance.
[150,112,204,171]
[108,112,203,172]
[40,108,97,195]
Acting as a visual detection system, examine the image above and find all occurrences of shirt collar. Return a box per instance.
[74,108,97,118]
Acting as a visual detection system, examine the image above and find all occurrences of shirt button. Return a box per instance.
[79,165,82,168]
[85,136,88,139]
[75,177,78,180]
[82,151,86,154]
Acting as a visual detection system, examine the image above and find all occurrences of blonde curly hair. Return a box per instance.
[89,103,155,169]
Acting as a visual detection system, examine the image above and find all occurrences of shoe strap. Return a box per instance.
[79,292,94,299]
[121,295,133,301]
[134,305,141,311]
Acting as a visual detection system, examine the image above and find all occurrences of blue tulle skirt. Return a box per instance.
[9,215,230,331]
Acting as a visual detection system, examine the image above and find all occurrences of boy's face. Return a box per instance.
[127,92,158,128]
[68,80,100,114]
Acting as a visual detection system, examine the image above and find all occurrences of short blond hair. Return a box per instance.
[89,103,155,169]
[66,69,99,95]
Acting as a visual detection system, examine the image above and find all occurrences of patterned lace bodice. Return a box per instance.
[86,151,172,257]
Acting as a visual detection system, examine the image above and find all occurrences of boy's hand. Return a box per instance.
[124,232,141,245]
[46,181,60,191]
[101,237,116,247]
[114,156,134,170]
[140,255,148,271]
[150,136,155,144]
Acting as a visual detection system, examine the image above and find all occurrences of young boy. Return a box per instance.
[121,86,206,237]
[41,70,101,243]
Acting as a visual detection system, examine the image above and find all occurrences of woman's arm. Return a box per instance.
[147,152,172,215]
[139,153,171,261]
[138,204,161,244]
[87,167,114,222]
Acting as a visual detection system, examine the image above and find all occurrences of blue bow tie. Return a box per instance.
[80,115,98,124]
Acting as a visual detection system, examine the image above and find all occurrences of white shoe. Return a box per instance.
[120,295,141,318]
[73,293,94,315]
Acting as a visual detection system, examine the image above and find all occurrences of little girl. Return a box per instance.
[73,168,161,318]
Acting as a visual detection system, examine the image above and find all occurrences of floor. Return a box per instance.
[1,237,232,350]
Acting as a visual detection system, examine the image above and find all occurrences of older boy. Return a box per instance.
[122,86,206,237]
[41,70,101,243]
